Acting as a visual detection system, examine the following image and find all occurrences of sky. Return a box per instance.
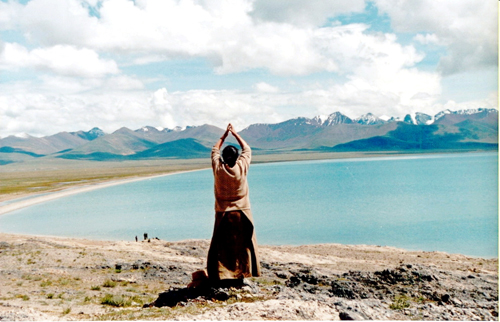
[0,0,498,137]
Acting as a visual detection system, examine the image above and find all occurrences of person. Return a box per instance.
[207,123,261,286]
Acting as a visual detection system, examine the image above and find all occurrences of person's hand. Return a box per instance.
[227,123,237,135]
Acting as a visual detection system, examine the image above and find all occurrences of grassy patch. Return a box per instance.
[0,160,207,198]
[16,294,30,301]
[95,302,218,320]
[390,294,411,310]
[103,280,117,288]
[100,294,132,307]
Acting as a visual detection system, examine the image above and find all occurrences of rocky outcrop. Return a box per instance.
[0,234,497,321]
[172,262,498,320]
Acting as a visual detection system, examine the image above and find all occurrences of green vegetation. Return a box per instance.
[102,280,117,288]
[16,294,30,301]
[100,294,132,307]
[389,294,411,310]
[0,159,208,199]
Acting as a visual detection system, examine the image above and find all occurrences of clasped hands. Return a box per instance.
[221,123,236,140]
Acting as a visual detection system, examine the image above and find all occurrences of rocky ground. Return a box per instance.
[0,233,497,320]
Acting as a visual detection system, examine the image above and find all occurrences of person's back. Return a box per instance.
[207,124,260,285]
[212,141,251,212]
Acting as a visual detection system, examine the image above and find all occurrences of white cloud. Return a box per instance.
[4,0,495,78]
[0,0,361,76]
[250,0,365,27]
[31,45,119,77]
[151,88,281,131]
[413,33,439,45]
[0,43,119,77]
[374,0,498,75]
[19,0,99,46]
[0,0,22,29]
[254,82,279,93]
[0,0,496,138]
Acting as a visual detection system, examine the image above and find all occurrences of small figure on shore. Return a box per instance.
[144,233,148,241]
[135,236,138,242]
[207,123,261,287]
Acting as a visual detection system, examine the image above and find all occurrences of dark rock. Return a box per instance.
[260,262,271,270]
[303,284,319,294]
[275,271,291,279]
[339,310,365,320]
[242,279,260,294]
[286,276,301,288]
[115,263,132,271]
[441,293,451,303]
[211,288,230,301]
[331,280,357,300]
[150,287,207,307]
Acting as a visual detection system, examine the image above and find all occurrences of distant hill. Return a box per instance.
[134,138,211,159]
[63,127,157,157]
[0,128,102,155]
[59,138,211,161]
[329,122,498,151]
[0,108,497,162]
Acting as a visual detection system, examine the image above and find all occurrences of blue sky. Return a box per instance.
[0,0,497,137]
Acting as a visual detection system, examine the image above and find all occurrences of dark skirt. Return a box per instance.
[207,210,260,281]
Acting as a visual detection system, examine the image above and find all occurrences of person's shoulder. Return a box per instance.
[241,143,251,153]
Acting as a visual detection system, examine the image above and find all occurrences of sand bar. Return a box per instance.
[0,168,208,216]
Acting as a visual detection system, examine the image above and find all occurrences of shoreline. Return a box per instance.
[0,168,209,216]
[0,150,496,261]
[1,150,495,216]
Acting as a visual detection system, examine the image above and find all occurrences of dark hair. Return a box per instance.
[222,145,239,167]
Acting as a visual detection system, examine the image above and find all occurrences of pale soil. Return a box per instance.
[0,233,496,320]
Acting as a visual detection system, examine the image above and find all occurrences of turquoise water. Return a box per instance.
[0,152,497,257]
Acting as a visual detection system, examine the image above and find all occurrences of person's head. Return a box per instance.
[222,145,239,167]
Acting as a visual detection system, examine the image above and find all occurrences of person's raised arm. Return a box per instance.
[228,124,248,149]
[214,124,231,150]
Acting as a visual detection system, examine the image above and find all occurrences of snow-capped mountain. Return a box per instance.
[72,127,106,141]
[313,112,353,126]
[403,112,433,125]
[13,133,32,139]
[0,108,496,160]
[354,113,386,125]
[434,108,496,121]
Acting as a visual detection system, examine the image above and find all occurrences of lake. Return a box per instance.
[0,152,497,257]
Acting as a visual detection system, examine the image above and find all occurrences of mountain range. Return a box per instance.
[0,108,497,162]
